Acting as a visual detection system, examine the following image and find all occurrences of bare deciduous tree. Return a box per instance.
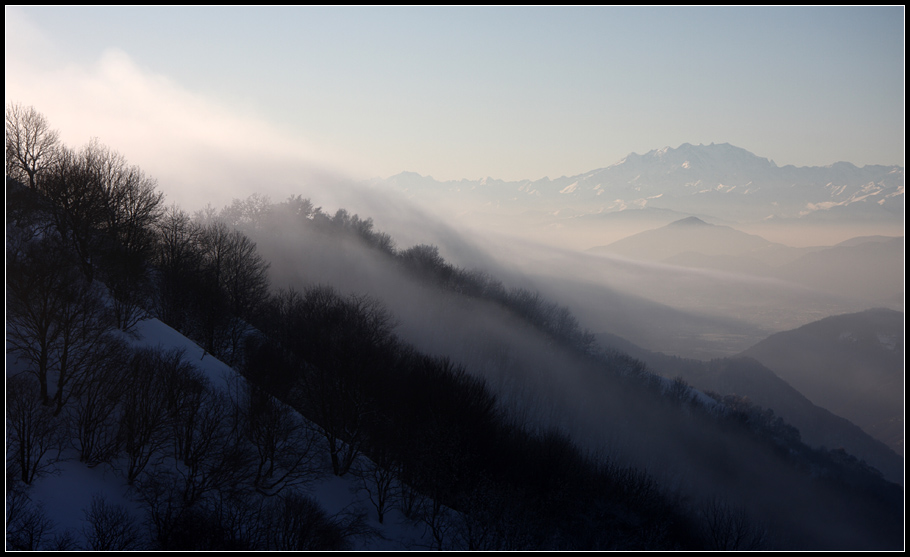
[152,205,202,330]
[234,382,323,496]
[7,229,122,416]
[699,496,767,550]
[83,139,164,332]
[5,499,56,550]
[415,493,456,551]
[82,494,143,550]
[7,235,75,405]
[119,348,174,484]
[191,221,270,362]
[171,387,252,507]
[6,374,66,484]
[40,145,108,279]
[5,103,60,189]
[260,492,349,550]
[291,365,370,477]
[80,139,164,258]
[352,441,397,524]
[67,345,130,465]
[49,280,121,416]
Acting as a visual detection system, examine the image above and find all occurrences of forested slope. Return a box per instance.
[6,107,904,550]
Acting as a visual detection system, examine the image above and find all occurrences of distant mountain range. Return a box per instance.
[378,143,904,223]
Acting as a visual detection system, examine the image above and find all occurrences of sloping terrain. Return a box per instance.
[596,331,903,485]
[739,308,904,455]
[6,134,905,549]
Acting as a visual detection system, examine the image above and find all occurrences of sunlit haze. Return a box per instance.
[5,6,905,551]
[5,6,904,211]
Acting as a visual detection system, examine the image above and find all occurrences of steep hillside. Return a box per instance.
[6,314,435,550]
[6,175,904,550]
[222,196,905,549]
[739,308,904,455]
[596,330,903,485]
[774,237,904,304]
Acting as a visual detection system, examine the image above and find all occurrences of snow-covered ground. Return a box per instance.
[7,315,435,550]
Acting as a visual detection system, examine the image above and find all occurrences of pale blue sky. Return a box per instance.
[5,6,904,190]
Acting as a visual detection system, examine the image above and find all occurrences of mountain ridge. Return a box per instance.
[378,143,904,223]
[739,308,904,456]
[594,329,904,486]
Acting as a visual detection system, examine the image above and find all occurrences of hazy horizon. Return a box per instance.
[5,6,905,212]
[5,5,904,351]
[5,8,905,549]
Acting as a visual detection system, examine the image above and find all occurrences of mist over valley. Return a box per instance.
[5,6,904,550]
[6,108,905,549]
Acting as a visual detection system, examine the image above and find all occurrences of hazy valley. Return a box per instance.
[6,109,904,550]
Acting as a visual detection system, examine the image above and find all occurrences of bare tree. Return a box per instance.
[5,103,60,189]
[234,382,323,496]
[218,193,273,231]
[5,499,56,550]
[450,479,509,551]
[49,280,121,416]
[393,464,421,520]
[119,348,174,484]
[132,470,187,549]
[260,492,349,550]
[7,235,75,405]
[104,254,152,335]
[6,374,66,484]
[667,375,694,405]
[82,494,143,550]
[83,139,164,332]
[67,345,130,465]
[191,221,270,362]
[291,365,371,477]
[40,145,108,279]
[352,451,396,524]
[7,229,121,416]
[171,387,252,507]
[80,139,164,258]
[152,205,202,330]
[698,496,767,550]
[6,176,56,242]
[221,229,270,359]
[415,494,456,551]
[186,221,235,359]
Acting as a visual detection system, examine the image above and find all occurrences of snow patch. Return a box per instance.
[559,181,579,194]
[130,317,239,390]
[876,333,898,351]
[607,199,628,210]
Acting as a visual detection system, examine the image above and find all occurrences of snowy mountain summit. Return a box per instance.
[379,143,904,223]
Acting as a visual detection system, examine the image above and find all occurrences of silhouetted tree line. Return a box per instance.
[5,106,344,549]
[244,283,712,549]
[7,105,903,550]
[215,191,598,353]
[5,190,331,548]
